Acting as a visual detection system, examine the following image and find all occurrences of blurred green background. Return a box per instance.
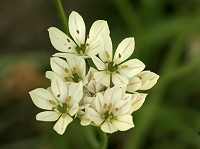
[1,0,200,149]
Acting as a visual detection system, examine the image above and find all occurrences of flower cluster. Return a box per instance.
[29,11,159,135]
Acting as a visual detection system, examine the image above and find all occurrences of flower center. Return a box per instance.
[76,44,86,55]
[108,62,118,72]
[65,67,81,83]
[104,111,113,121]
[57,103,67,113]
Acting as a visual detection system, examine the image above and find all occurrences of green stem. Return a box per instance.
[54,0,69,34]
[99,130,108,149]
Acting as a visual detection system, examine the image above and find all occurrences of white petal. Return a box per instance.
[94,71,110,87]
[53,114,73,135]
[66,55,86,78]
[113,99,131,116]
[129,93,147,113]
[95,93,105,113]
[85,67,97,82]
[114,37,135,64]
[29,88,57,110]
[80,119,91,126]
[68,11,85,46]
[87,20,110,44]
[67,82,83,106]
[36,111,60,121]
[86,108,104,125]
[112,115,134,131]
[99,35,113,62]
[91,56,106,70]
[137,71,160,90]
[45,71,65,81]
[50,57,71,76]
[51,78,68,103]
[85,39,103,57]
[127,77,142,92]
[53,52,81,58]
[104,86,122,107]
[112,73,129,87]
[101,121,118,133]
[48,27,76,53]
[68,103,79,116]
[118,59,145,77]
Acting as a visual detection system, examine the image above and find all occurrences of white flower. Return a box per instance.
[86,87,134,133]
[92,35,145,87]
[127,70,159,92]
[29,78,83,135]
[128,93,147,114]
[84,67,106,97]
[48,11,110,58]
[46,55,87,84]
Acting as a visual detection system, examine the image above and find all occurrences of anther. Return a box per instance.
[64,68,69,73]
[67,39,70,42]
[66,96,71,102]
[103,103,107,109]
[68,47,71,49]
[105,70,110,74]
[118,53,121,58]
[57,94,61,98]
[108,103,112,110]
[105,51,110,59]
[65,77,73,82]
[73,67,79,74]
[121,65,128,69]
[114,107,119,111]
[49,100,56,105]
[76,30,80,34]
[86,43,89,46]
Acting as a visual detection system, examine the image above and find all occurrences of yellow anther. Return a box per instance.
[103,103,107,109]
[62,113,66,118]
[73,67,79,74]
[121,65,128,69]
[108,115,113,120]
[108,103,112,110]
[114,107,119,111]
[64,68,69,73]
[105,51,110,59]
[49,100,56,105]
[65,77,73,82]
[105,70,110,74]
[66,96,71,102]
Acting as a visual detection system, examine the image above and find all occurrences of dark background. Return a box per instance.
[0,0,200,149]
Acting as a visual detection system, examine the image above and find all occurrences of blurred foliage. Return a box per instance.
[0,0,200,149]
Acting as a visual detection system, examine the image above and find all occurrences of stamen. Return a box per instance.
[121,65,128,69]
[108,103,112,110]
[116,71,120,74]
[64,68,69,73]
[73,67,79,74]
[105,51,110,59]
[118,53,121,58]
[49,100,56,105]
[114,107,119,111]
[62,113,66,118]
[86,43,89,46]
[76,30,80,34]
[103,103,107,109]
[68,47,71,49]
[57,94,61,98]
[105,70,110,74]
[67,39,70,42]
[65,77,73,82]
[66,96,71,102]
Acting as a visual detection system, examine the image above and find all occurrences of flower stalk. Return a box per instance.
[54,0,69,34]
